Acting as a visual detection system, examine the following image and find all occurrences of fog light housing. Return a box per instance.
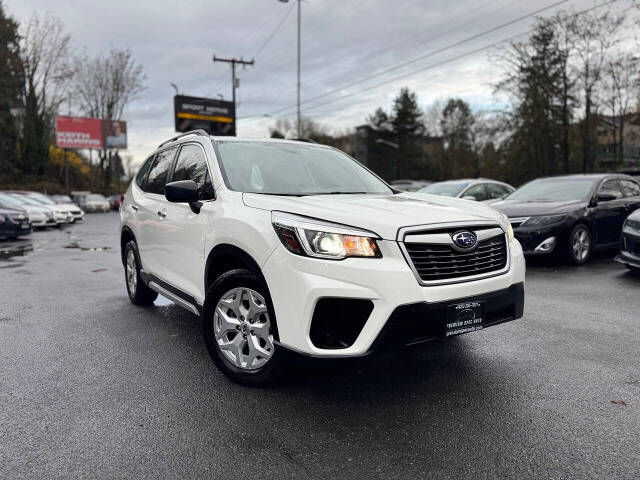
[534,236,556,252]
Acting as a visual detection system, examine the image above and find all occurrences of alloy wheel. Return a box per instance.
[126,249,137,294]
[572,228,590,262]
[213,287,274,370]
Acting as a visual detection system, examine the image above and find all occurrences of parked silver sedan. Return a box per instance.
[81,194,111,213]
[417,178,515,204]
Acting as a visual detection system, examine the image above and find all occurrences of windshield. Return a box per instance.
[55,195,72,203]
[9,194,41,206]
[0,193,24,208]
[507,178,595,202]
[216,141,392,195]
[418,182,467,197]
[87,194,106,201]
[28,193,55,205]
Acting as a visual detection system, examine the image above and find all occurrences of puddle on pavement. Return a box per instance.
[64,242,112,252]
[0,240,34,261]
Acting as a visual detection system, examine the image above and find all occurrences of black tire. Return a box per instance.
[202,269,282,387]
[626,264,640,272]
[567,224,592,265]
[123,240,157,306]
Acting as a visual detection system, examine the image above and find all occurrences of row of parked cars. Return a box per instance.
[0,190,119,240]
[408,174,640,270]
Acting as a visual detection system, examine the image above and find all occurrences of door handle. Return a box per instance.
[131,204,139,211]
[157,210,167,218]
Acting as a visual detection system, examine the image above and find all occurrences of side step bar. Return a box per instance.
[148,281,200,316]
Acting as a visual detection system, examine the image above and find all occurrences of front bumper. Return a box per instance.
[513,222,567,255]
[0,219,32,237]
[263,237,526,357]
[615,227,640,268]
[70,210,84,221]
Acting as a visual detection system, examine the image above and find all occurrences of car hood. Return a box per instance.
[0,206,27,215]
[59,202,82,211]
[491,199,587,217]
[18,205,50,215]
[243,192,504,240]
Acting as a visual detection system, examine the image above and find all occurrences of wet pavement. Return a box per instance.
[1,213,639,479]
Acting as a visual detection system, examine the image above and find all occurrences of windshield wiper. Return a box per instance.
[256,192,309,197]
[306,191,369,195]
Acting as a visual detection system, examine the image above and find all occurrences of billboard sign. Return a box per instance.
[55,116,128,149]
[174,95,235,136]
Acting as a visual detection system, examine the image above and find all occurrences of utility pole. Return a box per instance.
[64,93,71,196]
[212,55,254,135]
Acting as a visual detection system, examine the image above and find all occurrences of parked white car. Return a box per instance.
[26,192,84,222]
[120,132,525,385]
[8,192,73,224]
[0,193,57,228]
[82,194,111,213]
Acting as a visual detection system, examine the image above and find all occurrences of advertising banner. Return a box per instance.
[174,95,235,136]
[55,116,127,149]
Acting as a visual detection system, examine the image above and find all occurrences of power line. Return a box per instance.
[241,0,620,125]
[261,0,513,99]
[252,0,296,58]
[204,2,295,100]
[264,0,570,117]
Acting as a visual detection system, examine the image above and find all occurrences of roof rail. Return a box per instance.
[158,130,210,149]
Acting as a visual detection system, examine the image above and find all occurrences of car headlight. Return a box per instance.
[625,218,640,231]
[498,213,514,241]
[522,214,566,227]
[272,212,382,260]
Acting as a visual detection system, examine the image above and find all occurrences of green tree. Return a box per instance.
[366,88,427,180]
[0,2,21,174]
[493,18,570,183]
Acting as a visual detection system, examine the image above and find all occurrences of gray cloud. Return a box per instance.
[6,0,619,163]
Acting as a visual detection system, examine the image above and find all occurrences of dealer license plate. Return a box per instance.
[445,301,485,337]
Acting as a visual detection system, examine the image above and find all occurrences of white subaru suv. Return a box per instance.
[120,131,525,385]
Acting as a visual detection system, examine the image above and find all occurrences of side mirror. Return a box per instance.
[165,180,204,213]
[165,180,200,203]
[597,192,617,203]
[462,195,477,201]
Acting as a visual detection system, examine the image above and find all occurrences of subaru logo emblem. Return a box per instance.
[452,230,477,250]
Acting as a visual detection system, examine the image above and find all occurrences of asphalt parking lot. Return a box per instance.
[1,213,639,480]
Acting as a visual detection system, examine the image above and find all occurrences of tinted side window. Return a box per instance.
[171,144,215,200]
[464,184,488,201]
[620,179,640,197]
[135,155,155,189]
[486,183,511,199]
[145,147,177,195]
[599,179,623,199]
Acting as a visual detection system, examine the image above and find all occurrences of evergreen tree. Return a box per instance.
[366,88,427,179]
[0,2,22,173]
[494,19,570,182]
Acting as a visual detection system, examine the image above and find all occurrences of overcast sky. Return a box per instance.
[5,0,635,164]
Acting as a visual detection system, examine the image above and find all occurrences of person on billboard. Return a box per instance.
[105,121,127,148]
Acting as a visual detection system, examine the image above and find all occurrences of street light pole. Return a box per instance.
[279,0,301,137]
[296,0,301,138]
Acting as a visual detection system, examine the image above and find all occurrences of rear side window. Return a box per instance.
[463,184,488,201]
[599,179,623,199]
[486,183,512,199]
[171,144,215,200]
[620,179,640,197]
[135,155,154,189]
[145,147,177,195]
